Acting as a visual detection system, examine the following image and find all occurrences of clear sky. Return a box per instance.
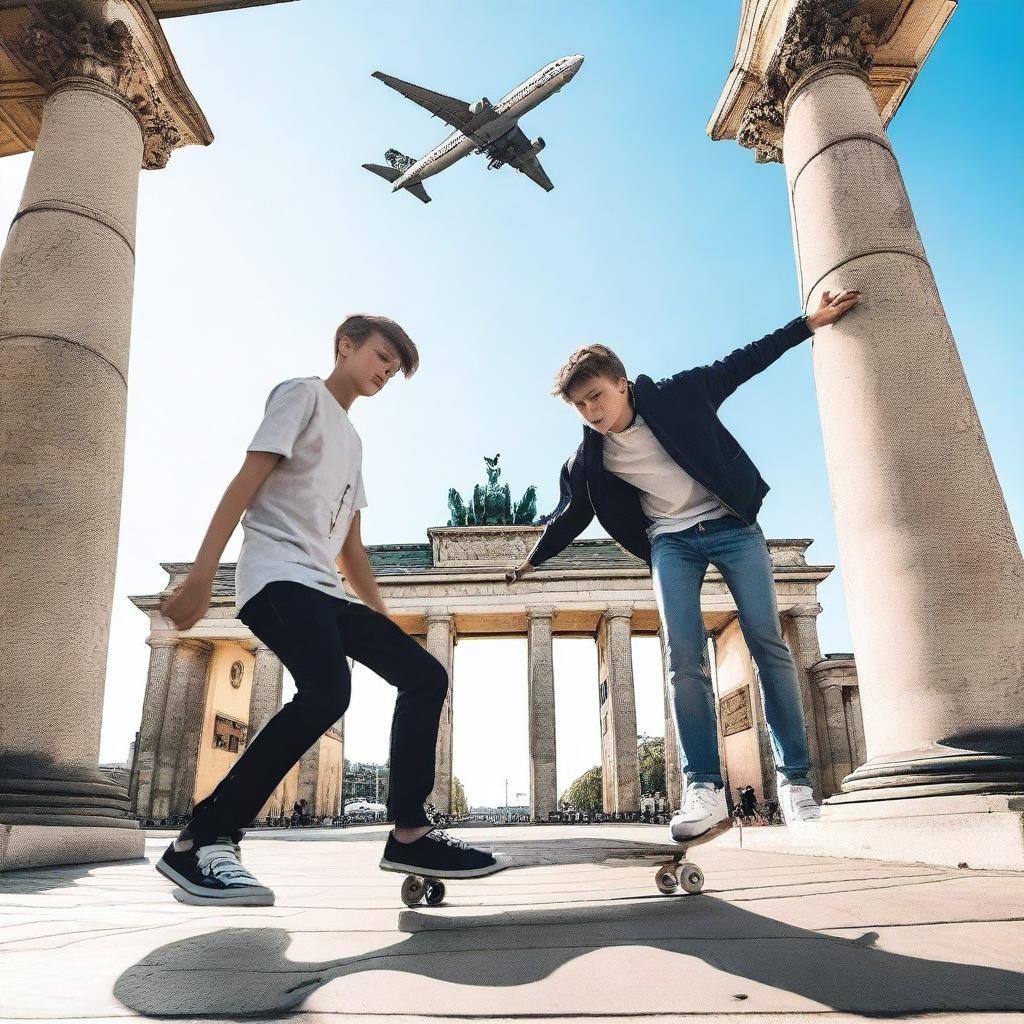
[2,1,1018,808]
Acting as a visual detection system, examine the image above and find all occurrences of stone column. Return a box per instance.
[131,636,178,819]
[527,607,557,821]
[0,8,207,870]
[810,654,861,793]
[706,635,734,804]
[733,3,1024,800]
[657,626,683,810]
[715,619,775,804]
[297,738,322,814]
[169,642,215,817]
[708,2,1024,867]
[150,640,213,820]
[597,605,641,813]
[332,720,345,817]
[245,642,284,742]
[781,603,831,800]
[423,611,455,814]
[847,684,867,771]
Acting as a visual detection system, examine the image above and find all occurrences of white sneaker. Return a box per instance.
[779,784,821,826]
[669,783,729,842]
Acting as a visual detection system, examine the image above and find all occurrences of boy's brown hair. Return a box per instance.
[551,344,628,401]
[334,314,419,378]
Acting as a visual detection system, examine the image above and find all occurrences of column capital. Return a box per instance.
[425,608,454,625]
[736,1,878,164]
[175,637,214,655]
[603,604,634,622]
[145,635,178,649]
[810,654,858,688]
[17,5,211,169]
[527,605,555,621]
[240,639,274,656]
[787,602,824,619]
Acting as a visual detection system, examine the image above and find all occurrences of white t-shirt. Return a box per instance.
[602,415,730,539]
[235,377,367,612]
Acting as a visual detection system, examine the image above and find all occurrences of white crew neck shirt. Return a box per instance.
[602,415,730,538]
[235,377,367,612]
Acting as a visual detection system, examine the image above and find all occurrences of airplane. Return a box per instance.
[363,55,584,203]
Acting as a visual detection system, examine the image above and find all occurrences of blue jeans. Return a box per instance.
[651,515,811,790]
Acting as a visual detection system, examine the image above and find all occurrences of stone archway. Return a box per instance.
[130,525,859,823]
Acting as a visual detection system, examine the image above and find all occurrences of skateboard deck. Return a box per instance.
[383,821,732,907]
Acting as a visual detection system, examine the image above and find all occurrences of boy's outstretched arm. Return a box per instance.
[506,451,594,583]
[336,511,388,615]
[159,451,282,630]
[696,289,861,408]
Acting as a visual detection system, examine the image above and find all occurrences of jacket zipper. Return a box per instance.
[664,434,749,526]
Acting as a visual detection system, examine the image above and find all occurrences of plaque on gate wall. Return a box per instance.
[720,687,752,736]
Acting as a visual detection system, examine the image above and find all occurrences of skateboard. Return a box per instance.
[384,821,732,907]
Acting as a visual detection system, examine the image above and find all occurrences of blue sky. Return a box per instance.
[3,1,1017,805]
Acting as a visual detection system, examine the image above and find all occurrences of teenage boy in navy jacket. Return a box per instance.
[508,289,861,840]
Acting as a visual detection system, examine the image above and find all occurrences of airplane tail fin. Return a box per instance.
[362,162,431,203]
[385,148,416,173]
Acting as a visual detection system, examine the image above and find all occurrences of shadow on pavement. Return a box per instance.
[0,857,148,895]
[114,894,1024,1018]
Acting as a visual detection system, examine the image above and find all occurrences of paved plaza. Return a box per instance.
[2,824,1024,1023]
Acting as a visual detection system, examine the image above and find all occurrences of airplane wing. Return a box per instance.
[501,125,555,192]
[516,153,554,192]
[372,71,496,138]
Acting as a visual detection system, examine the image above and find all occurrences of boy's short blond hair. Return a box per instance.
[551,344,627,401]
[334,314,419,378]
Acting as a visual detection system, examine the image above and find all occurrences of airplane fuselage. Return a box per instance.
[393,55,582,191]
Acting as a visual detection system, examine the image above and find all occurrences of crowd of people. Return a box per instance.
[732,785,782,826]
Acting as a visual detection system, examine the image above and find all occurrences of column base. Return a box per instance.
[837,741,1024,800]
[728,793,1024,870]
[0,823,145,872]
[1,764,136,827]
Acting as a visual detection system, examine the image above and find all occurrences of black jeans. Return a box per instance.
[187,581,447,839]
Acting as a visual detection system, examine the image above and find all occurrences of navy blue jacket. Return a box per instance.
[527,317,813,568]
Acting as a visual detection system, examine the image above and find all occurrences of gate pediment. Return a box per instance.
[430,526,545,568]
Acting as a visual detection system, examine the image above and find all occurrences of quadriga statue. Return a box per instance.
[448,454,538,527]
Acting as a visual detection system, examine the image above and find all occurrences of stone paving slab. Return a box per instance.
[6,1018,1024,1024]
[0,825,1023,1022]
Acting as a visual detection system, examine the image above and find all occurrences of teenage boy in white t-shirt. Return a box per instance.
[156,315,501,906]
[507,290,861,841]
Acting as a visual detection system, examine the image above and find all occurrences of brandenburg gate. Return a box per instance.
[128,524,862,822]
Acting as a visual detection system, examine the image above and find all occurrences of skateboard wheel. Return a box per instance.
[425,880,446,906]
[678,863,704,894]
[655,863,679,895]
[401,875,426,906]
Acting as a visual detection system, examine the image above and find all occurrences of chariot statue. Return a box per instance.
[448,453,538,527]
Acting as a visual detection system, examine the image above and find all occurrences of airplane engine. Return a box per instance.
[469,96,492,115]
[509,138,545,168]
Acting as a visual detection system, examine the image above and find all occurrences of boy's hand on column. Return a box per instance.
[505,560,534,585]
[158,572,213,631]
[806,288,862,331]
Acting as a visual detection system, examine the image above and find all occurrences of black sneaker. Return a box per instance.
[380,828,506,879]
[156,829,274,906]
